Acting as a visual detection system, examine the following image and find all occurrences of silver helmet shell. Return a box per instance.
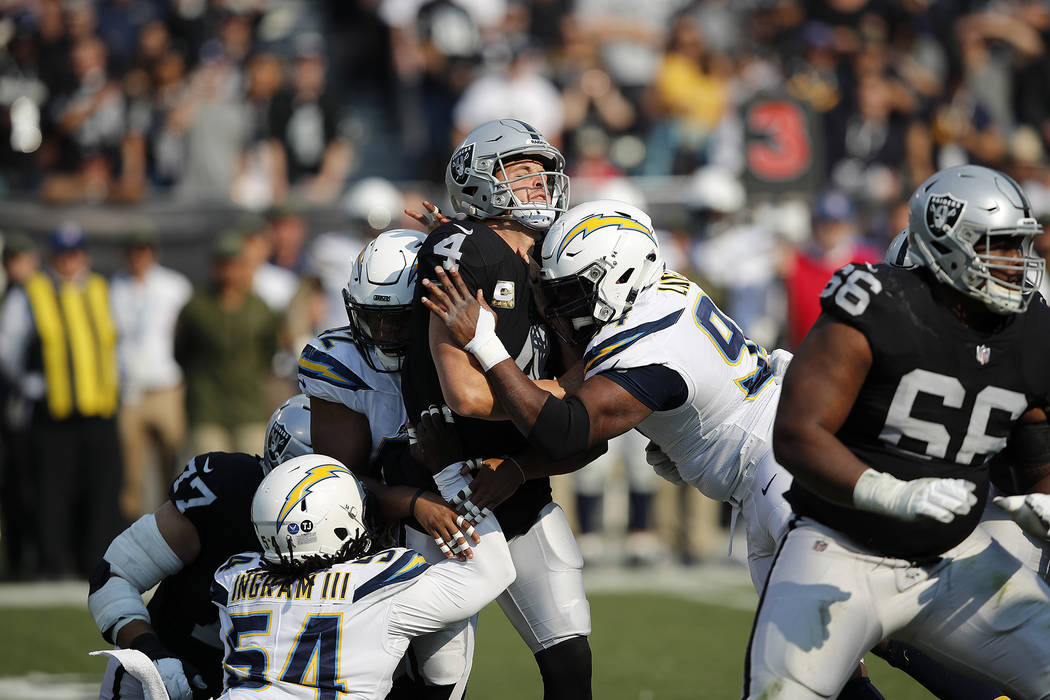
[907,164,1044,314]
[446,119,569,232]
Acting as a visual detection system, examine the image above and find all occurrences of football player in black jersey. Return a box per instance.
[743,166,1050,698]
[401,119,596,700]
[88,395,312,700]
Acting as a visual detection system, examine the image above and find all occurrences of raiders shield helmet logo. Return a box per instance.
[266,421,292,467]
[450,143,474,185]
[925,193,966,238]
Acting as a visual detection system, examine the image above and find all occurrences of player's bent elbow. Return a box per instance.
[771,420,808,472]
[444,385,494,420]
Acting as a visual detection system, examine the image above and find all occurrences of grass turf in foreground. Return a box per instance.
[2,596,937,698]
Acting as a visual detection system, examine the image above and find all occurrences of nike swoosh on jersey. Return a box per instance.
[761,474,776,496]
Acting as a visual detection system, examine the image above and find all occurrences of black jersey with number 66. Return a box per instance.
[787,263,1050,560]
[401,219,553,538]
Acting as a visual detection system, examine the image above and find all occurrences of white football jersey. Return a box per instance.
[582,271,781,503]
[297,327,409,464]
[212,508,512,698]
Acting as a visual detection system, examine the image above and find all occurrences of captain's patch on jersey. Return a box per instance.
[492,280,515,308]
[925,193,965,237]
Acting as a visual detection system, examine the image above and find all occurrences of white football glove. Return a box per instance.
[645,441,684,486]
[155,658,195,700]
[993,493,1050,540]
[130,634,205,700]
[852,468,977,523]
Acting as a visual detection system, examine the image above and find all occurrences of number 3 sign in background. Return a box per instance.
[742,94,821,193]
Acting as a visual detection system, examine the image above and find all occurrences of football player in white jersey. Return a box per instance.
[420,199,796,590]
[297,229,484,698]
[211,451,514,700]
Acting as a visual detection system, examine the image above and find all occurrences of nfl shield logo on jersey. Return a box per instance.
[925,193,965,237]
[976,344,991,365]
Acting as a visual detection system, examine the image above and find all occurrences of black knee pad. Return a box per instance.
[838,676,886,700]
[534,636,592,700]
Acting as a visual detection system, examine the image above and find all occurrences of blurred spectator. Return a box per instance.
[782,189,881,349]
[42,35,146,203]
[302,231,364,332]
[825,71,907,203]
[271,35,352,204]
[171,43,248,202]
[0,233,40,578]
[644,12,730,175]
[556,15,637,174]
[687,166,784,346]
[231,51,287,209]
[109,228,191,520]
[238,215,298,313]
[266,202,308,272]
[451,38,564,146]
[1,233,39,292]
[0,223,123,578]
[174,231,279,455]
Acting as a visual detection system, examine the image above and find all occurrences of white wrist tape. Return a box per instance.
[88,573,151,642]
[463,308,510,371]
[105,514,185,591]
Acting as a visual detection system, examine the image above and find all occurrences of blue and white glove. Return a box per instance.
[853,469,977,523]
[130,633,207,700]
[994,493,1050,540]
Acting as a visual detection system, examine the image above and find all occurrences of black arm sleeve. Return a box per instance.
[527,395,591,462]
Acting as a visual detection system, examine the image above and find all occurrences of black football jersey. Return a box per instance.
[148,452,264,696]
[401,219,553,538]
[787,263,1050,560]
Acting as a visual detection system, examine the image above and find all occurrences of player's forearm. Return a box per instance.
[772,421,870,506]
[115,619,155,649]
[485,358,553,437]
[511,440,608,480]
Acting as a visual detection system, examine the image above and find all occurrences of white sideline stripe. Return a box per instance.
[0,562,756,610]
[0,581,156,608]
[0,673,99,699]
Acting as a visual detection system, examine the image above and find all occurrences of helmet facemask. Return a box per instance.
[342,288,412,373]
[913,222,1044,314]
[537,262,610,347]
[489,154,570,232]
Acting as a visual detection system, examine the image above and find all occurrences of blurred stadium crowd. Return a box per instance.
[2,0,1050,580]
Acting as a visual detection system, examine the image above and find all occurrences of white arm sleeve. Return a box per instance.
[387,464,515,637]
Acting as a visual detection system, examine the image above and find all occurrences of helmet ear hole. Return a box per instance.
[334,527,348,540]
[616,267,635,284]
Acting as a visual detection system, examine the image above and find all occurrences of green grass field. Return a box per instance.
[0,593,938,699]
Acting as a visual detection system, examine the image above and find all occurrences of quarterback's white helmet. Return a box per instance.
[263,394,312,474]
[446,119,569,232]
[907,164,1044,314]
[343,229,426,372]
[252,454,371,565]
[537,199,662,345]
